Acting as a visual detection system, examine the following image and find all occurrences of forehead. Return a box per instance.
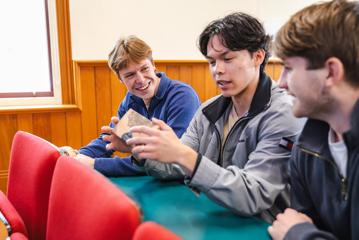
[207,35,228,55]
[283,56,309,67]
[120,58,153,73]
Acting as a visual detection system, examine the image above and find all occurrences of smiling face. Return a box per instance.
[118,58,160,104]
[206,35,262,99]
[279,56,330,118]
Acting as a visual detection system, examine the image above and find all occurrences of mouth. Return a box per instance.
[135,80,151,91]
[216,80,231,88]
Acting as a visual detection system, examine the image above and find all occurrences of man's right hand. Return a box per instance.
[101,116,132,153]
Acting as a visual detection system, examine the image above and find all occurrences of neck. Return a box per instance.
[231,74,259,117]
[324,90,359,137]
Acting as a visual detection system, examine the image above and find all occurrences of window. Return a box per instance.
[0,0,63,106]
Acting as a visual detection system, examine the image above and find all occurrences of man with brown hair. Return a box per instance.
[115,13,304,221]
[67,35,200,176]
[268,0,359,239]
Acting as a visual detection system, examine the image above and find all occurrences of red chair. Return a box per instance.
[10,232,29,240]
[7,131,61,240]
[46,156,141,240]
[133,222,182,240]
[0,191,27,237]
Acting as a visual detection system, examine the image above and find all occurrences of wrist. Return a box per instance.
[176,146,197,174]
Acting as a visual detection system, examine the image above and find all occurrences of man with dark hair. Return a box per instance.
[62,35,200,176]
[268,1,359,239]
[105,13,304,220]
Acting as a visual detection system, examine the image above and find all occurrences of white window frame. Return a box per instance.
[0,0,62,107]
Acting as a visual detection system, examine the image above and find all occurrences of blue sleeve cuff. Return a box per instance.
[94,156,146,177]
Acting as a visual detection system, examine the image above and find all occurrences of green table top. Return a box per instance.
[110,176,270,240]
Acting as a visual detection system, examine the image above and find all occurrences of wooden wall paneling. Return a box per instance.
[0,115,17,170]
[66,111,82,148]
[191,64,206,102]
[94,66,113,132]
[16,113,33,133]
[0,171,8,194]
[265,64,274,80]
[204,66,218,100]
[179,64,193,86]
[50,112,67,146]
[110,72,125,117]
[32,113,52,141]
[155,63,167,73]
[166,65,180,80]
[79,66,98,145]
[273,63,283,81]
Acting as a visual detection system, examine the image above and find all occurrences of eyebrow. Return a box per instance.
[122,63,149,76]
[205,50,231,60]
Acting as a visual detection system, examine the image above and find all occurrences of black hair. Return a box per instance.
[199,12,272,73]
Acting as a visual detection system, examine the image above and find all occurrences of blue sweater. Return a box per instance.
[79,72,200,176]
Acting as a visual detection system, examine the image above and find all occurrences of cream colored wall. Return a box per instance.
[69,0,322,60]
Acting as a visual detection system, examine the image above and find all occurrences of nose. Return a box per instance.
[278,71,288,90]
[213,61,225,76]
[135,71,146,84]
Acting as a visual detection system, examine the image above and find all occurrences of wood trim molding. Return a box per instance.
[0,104,80,114]
[56,0,74,104]
[74,58,282,66]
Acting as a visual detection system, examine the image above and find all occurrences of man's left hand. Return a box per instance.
[268,208,313,240]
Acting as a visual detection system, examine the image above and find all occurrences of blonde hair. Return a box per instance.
[108,35,153,78]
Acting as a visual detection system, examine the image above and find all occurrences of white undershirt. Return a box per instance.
[328,129,348,177]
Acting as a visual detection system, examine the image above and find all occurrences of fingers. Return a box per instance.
[131,144,157,160]
[130,125,160,136]
[111,116,120,124]
[152,118,171,130]
[126,134,153,146]
[101,126,113,135]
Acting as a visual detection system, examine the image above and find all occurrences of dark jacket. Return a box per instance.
[79,72,200,176]
[285,99,359,240]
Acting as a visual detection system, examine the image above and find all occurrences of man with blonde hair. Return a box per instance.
[69,35,200,176]
[268,1,359,239]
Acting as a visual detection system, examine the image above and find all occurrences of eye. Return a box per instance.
[141,66,150,72]
[124,73,135,80]
[208,60,216,67]
[224,57,233,62]
[283,65,292,72]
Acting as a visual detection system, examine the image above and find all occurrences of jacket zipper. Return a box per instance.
[218,115,251,166]
[298,146,348,200]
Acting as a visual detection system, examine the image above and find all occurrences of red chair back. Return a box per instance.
[46,156,141,240]
[0,191,27,237]
[7,131,60,240]
[133,222,182,240]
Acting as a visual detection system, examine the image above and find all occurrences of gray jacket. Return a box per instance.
[144,73,304,220]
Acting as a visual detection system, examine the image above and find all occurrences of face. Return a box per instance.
[206,35,262,98]
[279,56,330,118]
[118,59,160,103]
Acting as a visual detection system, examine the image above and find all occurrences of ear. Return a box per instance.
[253,49,265,67]
[324,57,345,87]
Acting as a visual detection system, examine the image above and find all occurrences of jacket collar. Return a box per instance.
[298,98,359,156]
[202,72,272,123]
[344,98,359,150]
[129,72,169,106]
[297,119,331,158]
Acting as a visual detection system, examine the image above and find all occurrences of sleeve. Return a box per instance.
[163,84,200,138]
[94,156,145,177]
[79,100,144,176]
[284,222,338,240]
[290,146,322,224]
[188,101,305,216]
